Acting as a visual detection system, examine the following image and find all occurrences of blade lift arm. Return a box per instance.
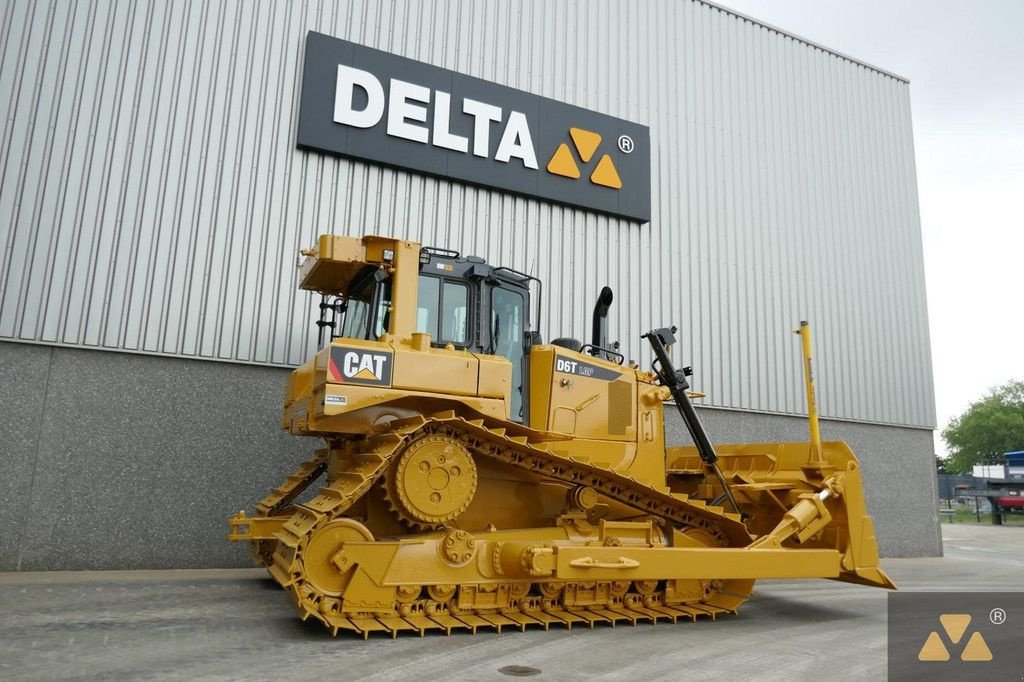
[642,327,740,514]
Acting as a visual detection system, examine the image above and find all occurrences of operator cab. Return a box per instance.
[328,246,539,423]
[416,247,538,422]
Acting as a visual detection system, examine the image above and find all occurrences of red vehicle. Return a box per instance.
[997,489,1024,510]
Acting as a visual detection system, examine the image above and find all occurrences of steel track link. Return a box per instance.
[324,579,750,638]
[247,448,330,567]
[268,413,754,637]
[425,413,751,546]
[254,448,330,517]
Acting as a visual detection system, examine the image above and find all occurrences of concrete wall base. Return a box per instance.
[1,343,941,570]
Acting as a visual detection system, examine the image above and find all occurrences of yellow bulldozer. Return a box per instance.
[228,233,894,637]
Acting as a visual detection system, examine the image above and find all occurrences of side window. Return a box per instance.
[491,287,525,421]
[416,276,440,337]
[340,273,373,339]
[372,280,392,338]
[442,282,468,345]
[417,275,469,346]
[340,268,391,341]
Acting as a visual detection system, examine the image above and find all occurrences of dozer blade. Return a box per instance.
[669,440,897,590]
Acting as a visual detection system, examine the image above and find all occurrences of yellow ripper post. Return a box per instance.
[794,320,825,464]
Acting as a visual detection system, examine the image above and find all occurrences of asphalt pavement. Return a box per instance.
[2,524,1021,681]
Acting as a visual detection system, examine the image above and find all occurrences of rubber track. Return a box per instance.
[267,413,753,636]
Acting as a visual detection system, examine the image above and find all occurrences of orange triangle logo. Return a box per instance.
[590,154,622,189]
[961,632,993,661]
[352,367,378,381]
[939,614,971,644]
[917,614,995,663]
[546,143,580,179]
[569,127,601,163]
[917,631,950,661]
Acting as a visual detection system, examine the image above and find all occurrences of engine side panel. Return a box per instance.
[528,345,636,442]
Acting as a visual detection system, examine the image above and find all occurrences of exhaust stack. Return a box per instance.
[591,287,614,358]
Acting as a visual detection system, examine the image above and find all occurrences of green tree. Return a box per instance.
[941,380,1024,474]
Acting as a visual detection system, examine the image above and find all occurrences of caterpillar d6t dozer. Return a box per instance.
[228,233,895,638]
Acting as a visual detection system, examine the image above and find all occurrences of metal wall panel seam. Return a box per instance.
[210,1,257,359]
[818,43,842,422]
[827,56,854,419]
[0,1,37,281]
[898,83,935,425]
[251,0,294,363]
[821,54,846,423]
[6,0,53,336]
[230,1,272,361]
[58,0,114,344]
[892,83,919,424]
[186,0,230,356]
[0,0,22,72]
[19,0,75,340]
[34,0,88,344]
[853,68,880,422]
[277,0,314,365]
[131,0,177,352]
[194,0,242,358]
[0,0,46,337]
[83,0,139,347]
[101,0,158,349]
[837,64,864,419]
[118,0,171,350]
[158,0,205,354]
[874,77,905,423]
[906,83,935,425]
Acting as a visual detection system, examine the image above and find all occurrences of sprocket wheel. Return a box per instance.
[383,433,478,530]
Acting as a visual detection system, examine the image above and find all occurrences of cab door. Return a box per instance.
[487,284,528,422]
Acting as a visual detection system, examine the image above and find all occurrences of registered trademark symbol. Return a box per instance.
[990,607,1006,625]
[617,134,634,154]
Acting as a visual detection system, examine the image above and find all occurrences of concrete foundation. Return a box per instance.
[0,342,941,571]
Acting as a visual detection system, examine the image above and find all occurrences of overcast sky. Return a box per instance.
[719,0,1024,453]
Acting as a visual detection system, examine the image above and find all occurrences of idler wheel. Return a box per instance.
[302,519,374,597]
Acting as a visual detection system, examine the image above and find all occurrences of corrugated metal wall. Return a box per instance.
[0,0,935,428]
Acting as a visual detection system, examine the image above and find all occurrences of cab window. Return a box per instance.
[491,287,525,421]
[416,275,469,346]
[373,283,392,338]
[340,272,374,339]
[340,268,390,340]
